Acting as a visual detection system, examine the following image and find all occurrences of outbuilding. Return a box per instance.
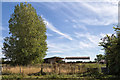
[44,56,64,64]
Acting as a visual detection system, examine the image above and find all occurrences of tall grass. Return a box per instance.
[2,63,105,75]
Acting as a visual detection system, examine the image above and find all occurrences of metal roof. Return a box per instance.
[44,56,64,60]
[65,57,90,59]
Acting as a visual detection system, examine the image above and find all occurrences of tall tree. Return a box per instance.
[99,27,120,75]
[2,3,47,65]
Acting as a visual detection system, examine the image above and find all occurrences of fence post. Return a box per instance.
[69,64,71,74]
[74,65,76,74]
[41,64,43,75]
[58,64,60,75]
[6,64,7,71]
[78,65,80,74]
[20,66,22,74]
[67,64,70,75]
[73,65,75,74]
[28,65,30,74]
[53,63,57,73]
[70,64,73,74]
[70,64,72,74]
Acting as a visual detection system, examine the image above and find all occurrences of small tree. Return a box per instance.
[2,3,47,65]
[94,54,105,62]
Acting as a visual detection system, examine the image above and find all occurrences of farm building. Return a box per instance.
[64,57,90,62]
[65,57,90,59]
[44,56,64,64]
[44,56,90,63]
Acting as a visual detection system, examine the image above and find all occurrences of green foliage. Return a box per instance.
[94,54,105,62]
[99,27,120,75]
[2,3,47,65]
[2,73,25,79]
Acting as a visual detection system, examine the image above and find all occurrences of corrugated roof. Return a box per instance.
[44,56,64,60]
[65,57,90,59]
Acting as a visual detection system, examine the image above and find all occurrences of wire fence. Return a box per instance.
[2,63,89,75]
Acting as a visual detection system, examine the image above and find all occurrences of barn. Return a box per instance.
[64,57,90,62]
[44,56,90,64]
[44,56,64,64]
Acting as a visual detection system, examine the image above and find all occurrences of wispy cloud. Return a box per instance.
[82,2,117,15]
[46,50,63,54]
[74,32,101,45]
[73,24,87,30]
[44,2,117,25]
[46,33,53,36]
[44,19,73,40]
[80,18,116,25]
[79,41,93,48]
[80,2,118,25]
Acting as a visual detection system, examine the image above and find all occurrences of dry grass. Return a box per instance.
[2,65,41,75]
[2,63,90,75]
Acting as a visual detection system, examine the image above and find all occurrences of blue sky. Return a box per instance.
[1,1,118,60]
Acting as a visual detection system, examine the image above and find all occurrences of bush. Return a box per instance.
[2,70,13,75]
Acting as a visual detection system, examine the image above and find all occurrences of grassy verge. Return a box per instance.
[2,72,119,80]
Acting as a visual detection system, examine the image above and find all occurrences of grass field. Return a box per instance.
[2,63,118,79]
[2,63,105,74]
[2,63,89,75]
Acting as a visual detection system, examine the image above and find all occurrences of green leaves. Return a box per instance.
[2,3,47,65]
[94,54,105,62]
[99,27,120,75]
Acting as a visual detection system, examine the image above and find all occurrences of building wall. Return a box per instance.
[48,59,56,64]
[64,59,90,62]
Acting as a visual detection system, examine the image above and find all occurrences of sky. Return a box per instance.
[0,1,119,61]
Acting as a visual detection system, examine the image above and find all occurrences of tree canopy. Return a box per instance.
[94,54,105,62]
[99,26,120,75]
[2,3,47,65]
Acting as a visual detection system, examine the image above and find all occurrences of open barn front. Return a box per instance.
[64,57,90,63]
